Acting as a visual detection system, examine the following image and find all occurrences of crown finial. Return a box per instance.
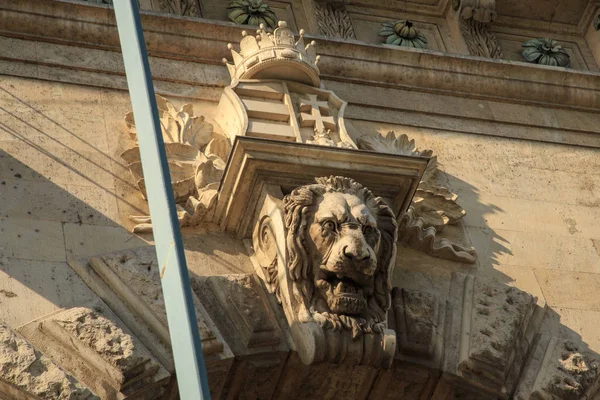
[222,20,321,87]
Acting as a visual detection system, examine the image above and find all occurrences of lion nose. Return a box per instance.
[343,245,370,261]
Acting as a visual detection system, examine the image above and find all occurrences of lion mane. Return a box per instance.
[283,176,398,335]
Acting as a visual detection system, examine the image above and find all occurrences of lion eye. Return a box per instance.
[322,220,337,232]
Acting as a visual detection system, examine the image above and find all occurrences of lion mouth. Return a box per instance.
[316,269,368,315]
[318,269,364,296]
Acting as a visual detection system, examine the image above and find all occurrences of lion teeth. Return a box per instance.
[335,281,357,295]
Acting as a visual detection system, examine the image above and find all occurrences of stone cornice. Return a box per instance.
[2,0,599,113]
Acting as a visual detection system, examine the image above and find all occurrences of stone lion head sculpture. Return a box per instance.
[283,176,397,337]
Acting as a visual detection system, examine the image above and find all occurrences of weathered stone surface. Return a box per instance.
[448,274,544,396]
[0,322,96,399]
[273,352,378,400]
[18,302,170,399]
[515,334,600,400]
[369,362,439,400]
[53,307,148,375]
[97,248,226,357]
[393,287,443,367]
[468,279,535,371]
[195,274,281,349]
[536,340,598,399]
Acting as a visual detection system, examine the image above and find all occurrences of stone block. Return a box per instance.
[0,217,66,262]
[392,287,445,369]
[444,274,544,396]
[461,192,600,239]
[0,178,118,226]
[0,140,115,188]
[96,248,228,358]
[468,226,600,274]
[63,224,151,260]
[534,269,600,311]
[0,259,96,328]
[368,362,439,400]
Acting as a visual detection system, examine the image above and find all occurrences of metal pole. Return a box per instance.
[112,2,211,398]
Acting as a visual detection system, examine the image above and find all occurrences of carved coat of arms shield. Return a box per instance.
[216,79,357,148]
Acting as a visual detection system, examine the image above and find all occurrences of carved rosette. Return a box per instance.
[251,177,397,368]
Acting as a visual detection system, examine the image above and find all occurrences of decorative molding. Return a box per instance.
[313,2,356,40]
[522,38,571,68]
[412,182,466,231]
[4,1,599,117]
[158,0,202,17]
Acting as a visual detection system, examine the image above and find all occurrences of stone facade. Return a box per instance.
[1,0,600,398]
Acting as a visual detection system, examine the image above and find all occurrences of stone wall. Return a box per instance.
[1,0,600,397]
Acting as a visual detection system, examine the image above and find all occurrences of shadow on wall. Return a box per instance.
[442,171,512,269]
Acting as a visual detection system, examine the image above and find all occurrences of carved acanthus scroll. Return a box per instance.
[399,208,477,263]
[453,0,503,59]
[358,131,476,264]
[460,19,503,59]
[314,2,356,40]
[158,0,202,17]
[121,95,229,232]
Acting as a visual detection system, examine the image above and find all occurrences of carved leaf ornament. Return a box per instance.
[522,38,571,68]
[122,96,229,232]
[358,131,476,263]
[228,0,278,29]
[378,20,428,49]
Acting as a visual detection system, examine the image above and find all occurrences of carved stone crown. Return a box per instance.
[223,21,321,87]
